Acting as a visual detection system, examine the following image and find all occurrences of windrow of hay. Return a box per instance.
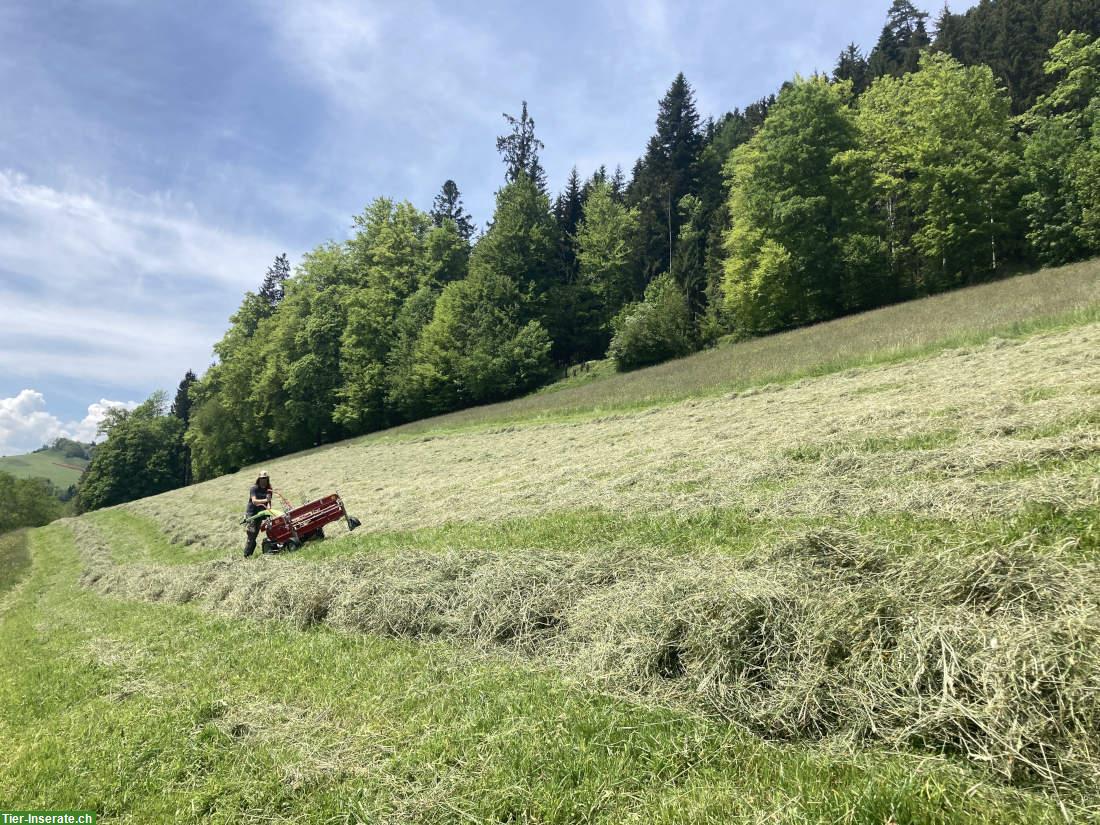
[124,323,1100,552]
[71,520,1100,802]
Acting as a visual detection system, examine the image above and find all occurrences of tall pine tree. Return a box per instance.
[834,43,870,94]
[554,167,585,238]
[628,73,704,285]
[868,0,931,80]
[430,180,476,242]
[171,369,197,485]
[258,253,290,310]
[496,101,548,193]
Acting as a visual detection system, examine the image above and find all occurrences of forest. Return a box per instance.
[76,0,1100,510]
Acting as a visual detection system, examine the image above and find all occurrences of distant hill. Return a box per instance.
[0,439,92,490]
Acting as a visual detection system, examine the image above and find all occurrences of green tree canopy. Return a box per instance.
[77,391,186,512]
[722,76,888,335]
[629,73,704,283]
[857,52,1021,292]
[608,272,695,371]
[1021,32,1100,264]
[0,471,62,533]
[406,268,553,414]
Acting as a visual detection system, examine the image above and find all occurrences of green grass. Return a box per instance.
[103,483,1100,571]
[86,510,226,566]
[373,258,1100,438]
[0,530,30,597]
[0,525,1074,823]
[8,259,1100,822]
[0,448,88,488]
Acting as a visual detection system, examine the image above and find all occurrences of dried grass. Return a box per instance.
[200,698,390,790]
[73,519,1100,800]
[123,324,1100,551]
[69,317,1100,806]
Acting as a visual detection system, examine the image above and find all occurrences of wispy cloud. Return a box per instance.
[0,170,284,398]
[0,170,282,294]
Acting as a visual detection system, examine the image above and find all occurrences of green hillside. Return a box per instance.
[3,262,1100,822]
[0,447,88,489]
[388,258,1100,435]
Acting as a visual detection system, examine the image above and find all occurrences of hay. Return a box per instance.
[123,323,1100,551]
[72,519,1100,801]
[64,322,1100,807]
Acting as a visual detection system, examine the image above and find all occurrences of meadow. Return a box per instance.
[0,445,88,489]
[2,259,1100,822]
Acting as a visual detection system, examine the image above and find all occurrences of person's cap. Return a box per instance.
[257,470,269,479]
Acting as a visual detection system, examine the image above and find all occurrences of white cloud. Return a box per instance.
[69,397,139,443]
[0,390,137,456]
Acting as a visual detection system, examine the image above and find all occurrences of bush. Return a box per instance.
[0,471,62,533]
[608,273,696,371]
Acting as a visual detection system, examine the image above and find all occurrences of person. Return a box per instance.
[243,471,274,558]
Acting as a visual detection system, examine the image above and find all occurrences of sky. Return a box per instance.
[0,0,978,455]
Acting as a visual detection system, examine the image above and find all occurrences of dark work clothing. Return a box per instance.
[244,482,273,558]
[246,484,272,517]
[244,521,261,558]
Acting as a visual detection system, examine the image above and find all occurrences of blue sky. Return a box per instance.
[0,0,976,454]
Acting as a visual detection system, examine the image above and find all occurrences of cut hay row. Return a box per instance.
[71,518,1100,805]
[125,324,1100,553]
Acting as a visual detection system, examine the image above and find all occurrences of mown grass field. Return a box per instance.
[391,257,1100,434]
[0,446,88,488]
[3,260,1100,823]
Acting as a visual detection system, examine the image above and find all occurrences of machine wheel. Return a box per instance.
[305,528,325,542]
[285,538,302,552]
[261,538,278,554]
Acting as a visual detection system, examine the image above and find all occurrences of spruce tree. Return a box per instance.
[171,369,197,485]
[496,101,548,193]
[628,73,704,284]
[933,4,969,63]
[430,179,476,242]
[258,253,290,310]
[554,167,585,238]
[834,43,870,94]
[609,165,627,201]
[868,0,931,79]
[581,165,608,203]
[171,370,197,426]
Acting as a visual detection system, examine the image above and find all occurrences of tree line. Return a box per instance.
[75,0,1100,511]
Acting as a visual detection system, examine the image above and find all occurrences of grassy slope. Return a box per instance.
[4,260,1100,822]
[388,258,1100,434]
[0,527,1068,824]
[0,448,87,488]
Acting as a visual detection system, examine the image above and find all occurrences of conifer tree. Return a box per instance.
[628,73,704,283]
[430,180,476,242]
[258,253,290,310]
[171,368,197,485]
[933,4,969,63]
[834,43,870,94]
[554,167,585,238]
[868,0,931,79]
[609,165,627,201]
[496,101,547,193]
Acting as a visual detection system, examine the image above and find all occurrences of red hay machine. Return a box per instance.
[259,492,361,553]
